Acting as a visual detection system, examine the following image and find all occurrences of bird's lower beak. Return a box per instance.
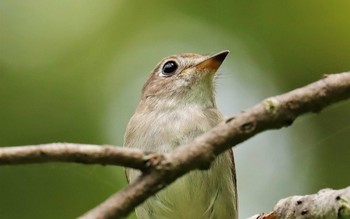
[195,50,229,72]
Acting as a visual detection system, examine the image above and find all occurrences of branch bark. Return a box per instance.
[247,186,350,219]
[1,72,350,218]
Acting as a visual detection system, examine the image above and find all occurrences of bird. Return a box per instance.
[124,50,237,219]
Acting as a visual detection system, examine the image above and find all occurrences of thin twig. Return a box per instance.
[0,143,150,170]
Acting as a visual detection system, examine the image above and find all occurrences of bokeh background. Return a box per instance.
[1,1,350,218]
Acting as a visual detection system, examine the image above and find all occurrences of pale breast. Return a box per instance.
[124,106,237,219]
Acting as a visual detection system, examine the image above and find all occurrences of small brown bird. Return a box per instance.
[124,51,237,219]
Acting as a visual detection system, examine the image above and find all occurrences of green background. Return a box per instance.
[1,1,350,218]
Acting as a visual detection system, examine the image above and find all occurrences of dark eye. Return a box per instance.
[161,61,178,76]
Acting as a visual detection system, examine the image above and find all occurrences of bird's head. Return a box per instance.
[138,50,229,112]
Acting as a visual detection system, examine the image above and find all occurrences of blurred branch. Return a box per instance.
[1,72,350,218]
[247,186,350,219]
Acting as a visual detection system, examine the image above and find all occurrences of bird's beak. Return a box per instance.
[195,50,229,72]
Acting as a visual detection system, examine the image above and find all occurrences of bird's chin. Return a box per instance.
[164,73,215,107]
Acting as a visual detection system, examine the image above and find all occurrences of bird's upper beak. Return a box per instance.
[194,50,229,72]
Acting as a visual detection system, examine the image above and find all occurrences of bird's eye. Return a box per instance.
[161,61,178,76]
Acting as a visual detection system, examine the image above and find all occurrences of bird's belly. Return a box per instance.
[134,155,235,219]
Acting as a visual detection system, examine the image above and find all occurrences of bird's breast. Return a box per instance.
[125,105,223,152]
[124,105,236,219]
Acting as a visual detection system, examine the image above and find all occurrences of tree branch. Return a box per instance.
[247,186,350,219]
[0,143,150,170]
[81,72,350,218]
[1,72,350,218]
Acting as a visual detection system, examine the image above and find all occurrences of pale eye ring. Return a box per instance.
[161,60,178,77]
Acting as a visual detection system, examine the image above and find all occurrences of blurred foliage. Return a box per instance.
[1,1,350,218]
